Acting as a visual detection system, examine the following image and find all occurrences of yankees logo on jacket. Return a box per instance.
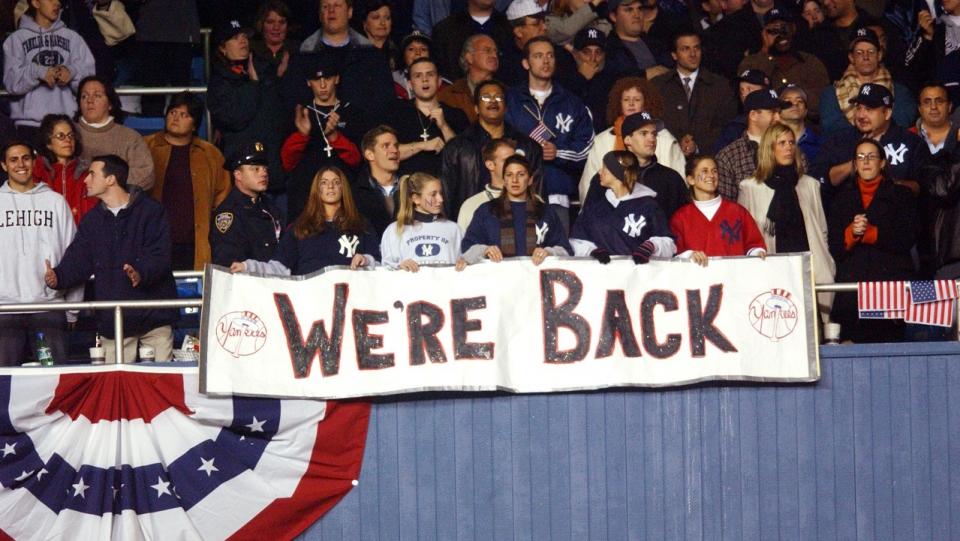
[570,183,676,257]
[505,84,595,201]
[240,223,380,276]
[461,201,571,263]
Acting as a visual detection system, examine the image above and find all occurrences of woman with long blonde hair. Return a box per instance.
[738,123,835,318]
[230,166,378,275]
[381,172,466,272]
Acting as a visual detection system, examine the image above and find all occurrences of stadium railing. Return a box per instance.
[0,276,953,365]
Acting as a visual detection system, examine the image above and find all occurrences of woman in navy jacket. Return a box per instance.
[232,166,378,276]
[570,150,676,264]
[462,155,571,266]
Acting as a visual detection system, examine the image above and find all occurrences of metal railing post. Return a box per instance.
[113,306,124,365]
[201,27,215,142]
[202,28,211,84]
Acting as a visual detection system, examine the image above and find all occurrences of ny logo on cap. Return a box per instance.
[740,70,750,77]
[768,89,777,98]
[254,142,264,152]
[230,20,241,29]
[857,28,867,37]
[588,29,598,38]
[861,86,871,95]
[641,112,652,120]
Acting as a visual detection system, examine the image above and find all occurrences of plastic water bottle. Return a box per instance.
[36,333,55,366]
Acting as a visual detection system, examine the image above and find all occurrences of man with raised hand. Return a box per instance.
[46,154,178,363]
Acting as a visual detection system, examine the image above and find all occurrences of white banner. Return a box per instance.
[200,255,819,398]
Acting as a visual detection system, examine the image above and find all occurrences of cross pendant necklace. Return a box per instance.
[417,105,433,142]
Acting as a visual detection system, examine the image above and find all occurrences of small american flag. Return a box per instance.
[908,280,959,303]
[529,121,554,145]
[904,280,959,327]
[857,281,907,319]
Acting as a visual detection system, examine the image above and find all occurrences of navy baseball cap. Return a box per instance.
[848,83,892,108]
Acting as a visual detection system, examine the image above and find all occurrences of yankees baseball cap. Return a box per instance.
[621,111,657,135]
[574,27,607,50]
[849,27,881,51]
[849,83,892,108]
[743,88,790,112]
[305,52,340,80]
[735,69,770,87]
[400,30,431,51]
[213,19,252,47]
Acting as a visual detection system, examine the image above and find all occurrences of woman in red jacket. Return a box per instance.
[33,114,97,224]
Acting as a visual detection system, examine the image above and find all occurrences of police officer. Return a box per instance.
[210,142,283,267]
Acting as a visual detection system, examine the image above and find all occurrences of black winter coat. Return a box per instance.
[439,122,544,220]
[208,59,290,193]
[923,133,960,269]
[53,188,178,338]
[352,169,401,238]
[828,176,915,322]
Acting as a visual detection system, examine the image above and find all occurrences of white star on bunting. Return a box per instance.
[246,417,266,433]
[2,442,16,457]
[151,476,172,498]
[72,478,89,498]
[198,457,219,477]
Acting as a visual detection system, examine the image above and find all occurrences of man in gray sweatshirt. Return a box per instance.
[0,140,81,366]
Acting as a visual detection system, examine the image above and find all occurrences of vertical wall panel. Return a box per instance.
[298,347,960,540]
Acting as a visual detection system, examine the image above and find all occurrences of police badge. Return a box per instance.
[215,212,234,233]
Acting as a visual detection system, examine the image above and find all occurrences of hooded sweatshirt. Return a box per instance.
[0,181,82,309]
[2,14,95,127]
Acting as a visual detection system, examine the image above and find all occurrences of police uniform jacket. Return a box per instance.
[209,187,283,266]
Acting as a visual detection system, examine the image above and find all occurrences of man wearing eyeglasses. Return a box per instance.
[737,8,829,123]
[812,83,922,210]
[440,79,544,219]
[439,35,500,123]
[817,28,915,137]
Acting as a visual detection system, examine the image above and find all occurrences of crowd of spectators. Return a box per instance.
[2,0,960,361]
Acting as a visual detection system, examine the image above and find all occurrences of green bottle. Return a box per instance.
[36,332,55,366]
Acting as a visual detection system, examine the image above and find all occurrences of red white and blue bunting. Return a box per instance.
[0,366,369,540]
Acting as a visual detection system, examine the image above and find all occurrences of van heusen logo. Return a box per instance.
[748,288,799,341]
[216,311,268,357]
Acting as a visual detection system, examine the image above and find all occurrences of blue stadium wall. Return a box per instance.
[299,343,960,540]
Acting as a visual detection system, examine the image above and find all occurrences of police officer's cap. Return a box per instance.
[226,141,269,170]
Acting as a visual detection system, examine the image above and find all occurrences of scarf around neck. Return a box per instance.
[765,164,809,253]
[835,64,894,125]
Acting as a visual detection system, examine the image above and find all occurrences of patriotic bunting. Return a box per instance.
[0,366,370,540]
